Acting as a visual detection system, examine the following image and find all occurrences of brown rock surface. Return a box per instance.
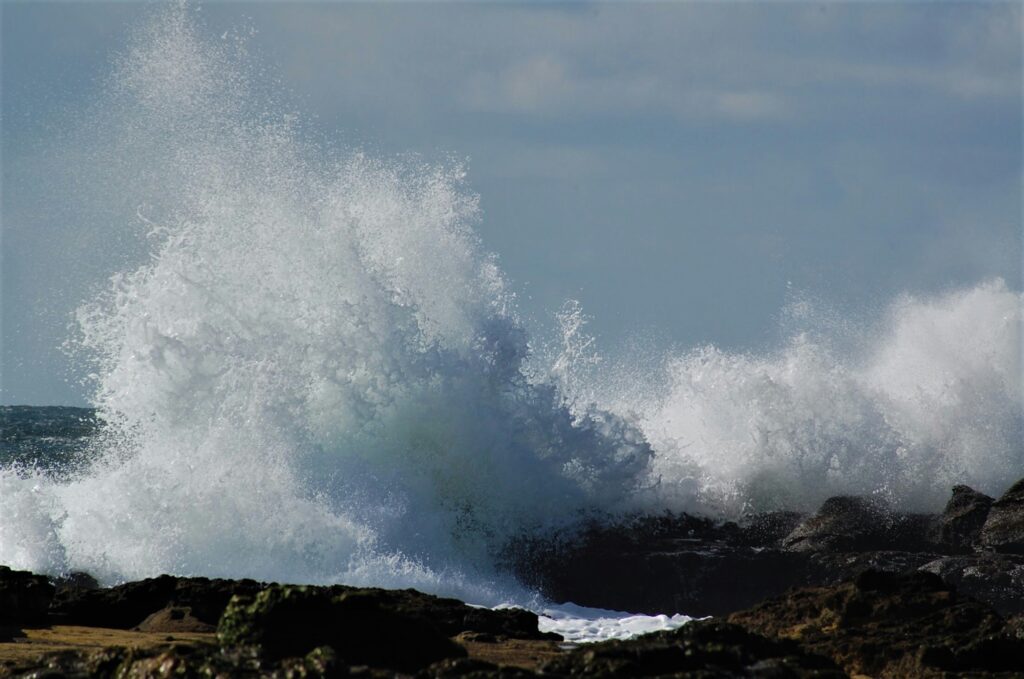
[728,569,1024,678]
[981,478,1024,554]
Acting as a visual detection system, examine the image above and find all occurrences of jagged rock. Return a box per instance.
[934,484,994,551]
[0,565,54,625]
[782,495,934,553]
[920,553,1024,616]
[218,585,467,671]
[729,569,1024,678]
[539,620,844,677]
[981,478,1024,554]
[50,574,266,628]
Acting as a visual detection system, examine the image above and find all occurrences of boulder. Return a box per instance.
[934,484,993,551]
[782,495,933,553]
[0,565,54,625]
[729,569,1024,677]
[218,585,467,671]
[981,478,1024,554]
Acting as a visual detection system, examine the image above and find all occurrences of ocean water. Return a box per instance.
[1,4,1021,642]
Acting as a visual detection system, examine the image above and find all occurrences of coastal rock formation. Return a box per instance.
[981,478,1024,554]
[728,569,1024,678]
[781,495,933,553]
[50,574,265,628]
[517,482,1024,619]
[0,566,54,625]
[921,553,1024,616]
[934,484,994,551]
[538,620,844,677]
[218,585,467,670]
[510,514,811,616]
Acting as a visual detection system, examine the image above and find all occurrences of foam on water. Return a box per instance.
[537,603,695,644]
[1,5,1022,621]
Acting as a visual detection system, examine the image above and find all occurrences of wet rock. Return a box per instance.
[314,586,556,641]
[512,513,812,616]
[50,571,100,597]
[782,495,933,553]
[806,550,940,585]
[934,484,993,551]
[729,569,1024,677]
[50,574,265,628]
[218,585,467,671]
[0,565,54,625]
[920,552,1024,616]
[981,478,1024,554]
[539,620,844,677]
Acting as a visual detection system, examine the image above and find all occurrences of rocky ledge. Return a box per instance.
[512,479,1024,618]
[1,478,1022,677]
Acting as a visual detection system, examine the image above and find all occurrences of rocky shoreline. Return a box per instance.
[2,479,1023,677]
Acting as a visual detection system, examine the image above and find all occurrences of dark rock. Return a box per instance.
[734,511,807,547]
[805,550,941,585]
[920,553,1024,616]
[218,584,467,671]
[539,620,844,677]
[782,495,934,553]
[729,569,1024,677]
[314,586,556,641]
[511,513,812,616]
[50,571,100,597]
[50,574,265,628]
[934,484,994,551]
[0,565,55,625]
[981,477,1024,554]
[49,573,554,642]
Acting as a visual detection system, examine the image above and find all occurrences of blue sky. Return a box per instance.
[2,1,1021,406]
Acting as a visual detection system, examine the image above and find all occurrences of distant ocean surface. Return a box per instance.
[0,406,98,474]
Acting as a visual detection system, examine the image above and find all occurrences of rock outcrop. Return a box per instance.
[510,514,811,617]
[934,484,994,551]
[729,569,1024,678]
[517,482,1024,619]
[981,478,1024,554]
[539,620,844,677]
[781,495,933,553]
[0,566,54,626]
[921,552,1024,616]
[218,585,467,670]
[50,574,265,628]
